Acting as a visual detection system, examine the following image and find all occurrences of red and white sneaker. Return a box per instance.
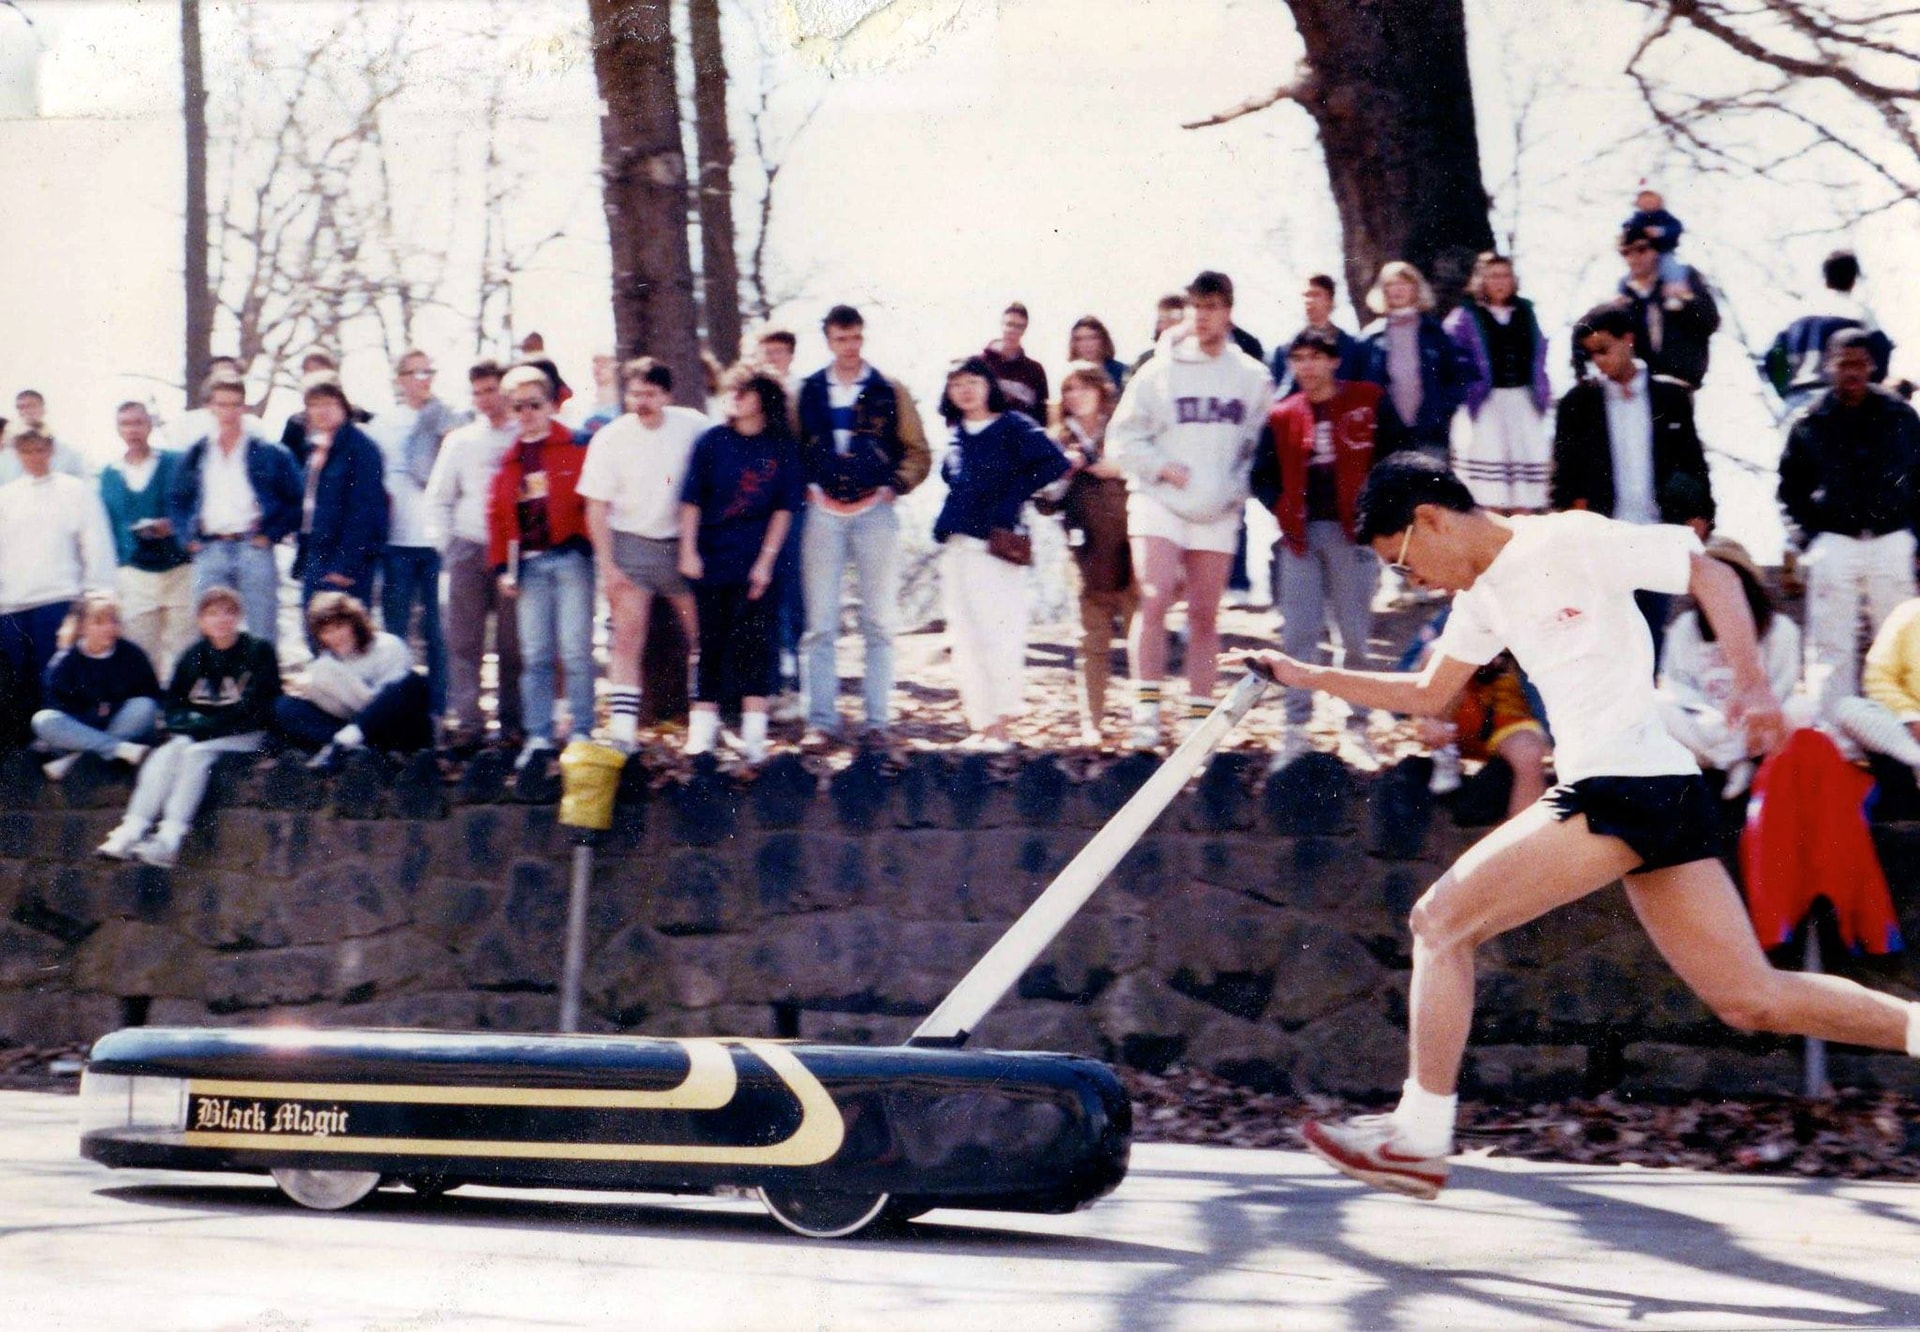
[1300,1114,1450,1199]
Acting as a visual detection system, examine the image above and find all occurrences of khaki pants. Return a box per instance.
[1077,582,1138,727]
[118,564,195,680]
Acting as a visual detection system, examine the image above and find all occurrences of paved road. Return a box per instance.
[7,1088,1920,1330]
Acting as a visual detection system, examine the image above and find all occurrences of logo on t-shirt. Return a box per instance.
[1551,606,1585,626]
[1174,397,1247,426]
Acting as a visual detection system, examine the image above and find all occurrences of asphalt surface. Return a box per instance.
[7,1088,1920,1331]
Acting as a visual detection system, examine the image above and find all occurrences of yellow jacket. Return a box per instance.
[1863,598,1920,719]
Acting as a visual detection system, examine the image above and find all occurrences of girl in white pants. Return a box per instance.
[931,359,1070,749]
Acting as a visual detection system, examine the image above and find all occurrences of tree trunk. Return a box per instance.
[1285,0,1494,318]
[688,0,741,365]
[181,0,213,405]
[587,0,703,397]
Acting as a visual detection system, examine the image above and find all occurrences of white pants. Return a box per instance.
[118,564,195,681]
[119,731,264,837]
[941,538,1029,732]
[1802,529,1917,715]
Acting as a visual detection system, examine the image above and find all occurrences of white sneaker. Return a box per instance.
[685,710,721,756]
[514,738,555,772]
[1429,744,1463,795]
[1127,713,1162,752]
[42,753,81,781]
[770,691,804,723]
[1300,1113,1450,1200]
[1267,729,1312,775]
[97,822,146,860]
[111,742,149,766]
[132,829,183,869]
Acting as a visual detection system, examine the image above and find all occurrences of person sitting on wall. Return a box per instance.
[273,591,432,769]
[31,592,161,781]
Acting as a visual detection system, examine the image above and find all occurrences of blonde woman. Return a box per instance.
[1360,260,1473,457]
[31,593,161,779]
[1443,253,1552,512]
[1040,361,1136,744]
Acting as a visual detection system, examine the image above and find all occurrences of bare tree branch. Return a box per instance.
[1180,75,1306,131]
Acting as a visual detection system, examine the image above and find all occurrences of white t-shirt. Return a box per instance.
[1435,510,1701,784]
[575,406,710,539]
[199,436,261,536]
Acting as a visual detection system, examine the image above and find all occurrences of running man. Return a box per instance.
[1242,451,1920,1199]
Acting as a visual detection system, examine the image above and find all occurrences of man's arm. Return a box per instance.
[1690,550,1787,750]
[1240,648,1481,718]
[1549,391,1588,512]
[889,381,931,494]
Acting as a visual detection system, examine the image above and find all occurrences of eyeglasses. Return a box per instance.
[404,368,436,380]
[510,399,548,412]
[1387,524,1416,573]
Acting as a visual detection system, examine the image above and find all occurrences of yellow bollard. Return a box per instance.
[558,739,627,832]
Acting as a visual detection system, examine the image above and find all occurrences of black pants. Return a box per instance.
[274,673,433,751]
[693,581,777,704]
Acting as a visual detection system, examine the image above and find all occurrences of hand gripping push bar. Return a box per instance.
[908,671,1269,1049]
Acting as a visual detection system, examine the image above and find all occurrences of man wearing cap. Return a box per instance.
[1764,250,1896,418]
[1584,227,1720,389]
[1779,328,1920,717]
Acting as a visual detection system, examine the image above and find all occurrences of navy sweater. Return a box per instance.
[42,641,161,724]
[932,412,1070,543]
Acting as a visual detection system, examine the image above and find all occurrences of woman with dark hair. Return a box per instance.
[1656,537,1802,795]
[274,591,431,765]
[1039,360,1134,745]
[933,357,1071,749]
[1361,260,1473,457]
[1443,253,1552,512]
[677,367,805,764]
[292,374,389,611]
[1067,316,1127,393]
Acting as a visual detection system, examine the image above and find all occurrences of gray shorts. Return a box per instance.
[612,531,691,597]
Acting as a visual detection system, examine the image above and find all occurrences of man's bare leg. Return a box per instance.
[605,581,653,747]
[1126,536,1184,747]
[1405,803,1643,1096]
[1627,859,1912,1050]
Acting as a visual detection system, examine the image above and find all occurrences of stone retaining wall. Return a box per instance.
[2,746,1917,1099]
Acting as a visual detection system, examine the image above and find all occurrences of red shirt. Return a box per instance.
[486,422,590,570]
[1265,381,1383,556]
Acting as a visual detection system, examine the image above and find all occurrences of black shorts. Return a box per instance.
[1543,773,1719,874]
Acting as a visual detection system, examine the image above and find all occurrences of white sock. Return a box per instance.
[608,686,641,745]
[686,709,721,755]
[1390,1078,1458,1156]
[333,723,364,748]
[742,711,769,762]
[1906,1003,1920,1059]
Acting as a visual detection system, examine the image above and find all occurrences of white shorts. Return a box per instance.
[1127,493,1241,554]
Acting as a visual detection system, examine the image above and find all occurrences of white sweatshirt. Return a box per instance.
[0,471,116,613]
[303,631,413,719]
[1658,610,1801,715]
[1107,332,1273,523]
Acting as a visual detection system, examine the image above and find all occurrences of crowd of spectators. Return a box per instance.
[0,202,1912,865]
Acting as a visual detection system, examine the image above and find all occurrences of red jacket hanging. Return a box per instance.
[1740,727,1903,955]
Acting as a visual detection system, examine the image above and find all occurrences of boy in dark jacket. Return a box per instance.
[791,304,930,739]
[98,585,281,868]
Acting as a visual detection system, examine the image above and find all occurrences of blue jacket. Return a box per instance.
[1765,304,1894,398]
[932,411,1070,543]
[794,366,931,503]
[292,422,389,584]
[1270,327,1371,399]
[168,434,303,543]
[1361,314,1474,448]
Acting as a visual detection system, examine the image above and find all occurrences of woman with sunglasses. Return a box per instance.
[487,365,595,770]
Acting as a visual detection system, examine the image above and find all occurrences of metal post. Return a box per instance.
[559,841,593,1033]
[1803,926,1827,1098]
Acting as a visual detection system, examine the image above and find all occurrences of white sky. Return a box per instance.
[2,0,1915,561]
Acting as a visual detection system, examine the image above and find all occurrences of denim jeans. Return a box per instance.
[0,600,73,726]
[192,540,280,651]
[32,696,160,756]
[1275,523,1380,726]
[800,500,899,732]
[515,548,596,742]
[773,505,806,691]
[381,545,446,717]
